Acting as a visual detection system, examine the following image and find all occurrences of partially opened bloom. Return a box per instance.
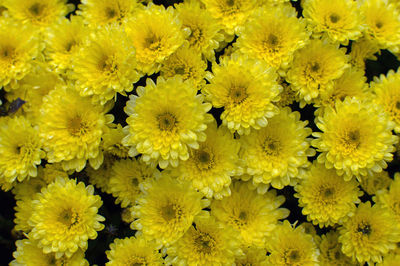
[106,236,163,266]
[349,37,380,72]
[241,107,315,189]
[374,173,400,223]
[360,170,392,196]
[203,53,281,135]
[211,182,289,246]
[295,162,362,227]
[302,0,363,44]
[123,76,213,169]
[28,178,105,258]
[318,231,356,266]
[131,175,209,247]
[338,202,400,264]
[101,124,129,158]
[312,98,398,180]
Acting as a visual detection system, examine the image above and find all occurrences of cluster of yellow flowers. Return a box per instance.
[2,0,400,265]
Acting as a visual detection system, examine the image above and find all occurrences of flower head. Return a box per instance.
[28,178,105,258]
[349,37,380,72]
[318,231,356,266]
[101,124,129,158]
[360,170,392,196]
[123,76,212,169]
[374,173,400,223]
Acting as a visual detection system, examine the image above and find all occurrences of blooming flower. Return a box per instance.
[359,170,392,196]
[318,231,356,266]
[374,173,400,223]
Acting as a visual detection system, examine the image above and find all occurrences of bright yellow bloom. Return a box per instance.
[374,173,400,223]
[302,0,363,44]
[203,53,281,135]
[106,236,163,265]
[72,25,140,104]
[28,178,105,258]
[312,98,398,180]
[165,215,243,265]
[0,116,45,186]
[318,231,356,266]
[39,86,114,172]
[339,202,400,264]
[11,239,88,266]
[123,76,213,169]
[241,107,315,189]
[360,170,392,196]
[211,181,289,246]
[287,39,349,105]
[172,121,241,199]
[235,246,268,266]
[349,37,380,72]
[295,162,362,227]
[236,4,309,70]
[131,175,209,247]
[101,124,129,158]
[125,3,187,74]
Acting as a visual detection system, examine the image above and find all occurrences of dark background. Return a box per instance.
[1,0,400,264]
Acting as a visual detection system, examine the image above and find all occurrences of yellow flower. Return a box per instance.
[203,53,281,135]
[338,202,400,264]
[106,237,163,266]
[276,83,297,108]
[11,239,88,266]
[0,18,39,88]
[172,120,241,199]
[39,86,114,172]
[295,162,362,228]
[312,98,398,180]
[318,231,356,266]
[236,4,309,70]
[287,39,349,105]
[374,173,400,223]
[175,0,224,61]
[14,198,35,233]
[72,25,140,104]
[3,0,74,28]
[211,181,289,246]
[125,3,187,74]
[109,158,160,208]
[360,170,392,196]
[302,0,363,44]
[131,175,209,247]
[12,174,47,202]
[362,0,400,53]
[372,68,400,133]
[235,246,268,266]
[160,45,207,90]
[349,37,380,72]
[241,107,315,189]
[165,215,243,265]
[77,0,140,27]
[267,220,319,266]
[0,116,45,186]
[28,178,105,258]
[38,163,69,184]
[101,124,129,158]
[200,0,258,35]
[123,76,213,169]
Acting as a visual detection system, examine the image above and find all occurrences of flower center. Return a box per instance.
[226,0,235,6]
[329,13,340,23]
[376,21,383,29]
[144,34,162,51]
[65,40,77,52]
[157,113,177,131]
[229,86,248,104]
[194,232,216,254]
[263,137,281,157]
[59,208,80,229]
[357,223,371,235]
[105,7,117,19]
[396,101,400,109]
[310,62,320,72]
[285,249,300,263]
[29,3,44,16]
[160,203,181,222]
[267,34,279,47]
[67,115,89,137]
[238,211,247,220]
[1,46,15,61]
[194,148,215,170]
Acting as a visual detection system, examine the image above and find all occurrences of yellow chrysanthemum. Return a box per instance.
[72,25,140,104]
[125,3,187,74]
[40,86,114,172]
[165,215,243,265]
[45,16,89,72]
[101,124,129,158]
[372,68,400,133]
[123,76,213,169]
[78,0,139,27]
[200,0,258,35]
[203,53,281,135]
[3,0,73,28]
[298,222,320,244]
[318,231,356,266]
[276,83,297,107]
[172,121,241,199]
[267,220,319,266]
[160,45,207,90]
[360,170,392,195]
[175,0,224,61]
[349,37,380,72]
[286,39,349,105]
[302,0,363,44]
[241,107,315,189]
[362,0,400,53]
[131,175,209,247]
[106,236,163,266]
[14,198,35,233]
[85,153,114,193]
[295,162,362,227]
[28,178,105,258]
[236,4,309,70]
[0,116,45,186]
[338,201,400,264]
[11,239,88,266]
[12,174,47,201]
[235,246,268,266]
[211,181,289,246]
[109,158,159,208]
[374,173,400,223]
[38,163,69,184]
[312,98,398,180]
[0,18,38,88]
